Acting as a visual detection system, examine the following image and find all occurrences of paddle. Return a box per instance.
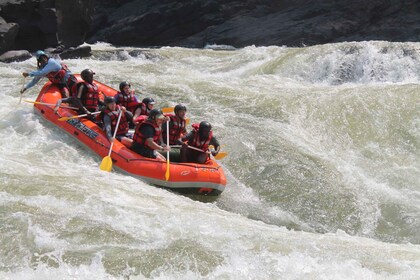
[23,100,79,110]
[172,144,227,160]
[19,77,26,104]
[162,107,174,113]
[165,119,170,181]
[58,111,101,121]
[208,145,228,160]
[100,110,123,172]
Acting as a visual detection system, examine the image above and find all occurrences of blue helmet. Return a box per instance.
[35,50,47,60]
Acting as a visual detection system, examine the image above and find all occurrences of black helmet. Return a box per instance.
[174,104,187,114]
[119,81,130,92]
[81,69,95,82]
[148,109,164,120]
[142,97,155,105]
[199,121,212,132]
[104,96,115,104]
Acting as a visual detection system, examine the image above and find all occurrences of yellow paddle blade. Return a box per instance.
[58,116,73,121]
[162,107,174,113]
[214,152,227,160]
[100,156,113,172]
[208,146,227,160]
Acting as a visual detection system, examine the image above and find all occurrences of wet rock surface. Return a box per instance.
[1,0,419,60]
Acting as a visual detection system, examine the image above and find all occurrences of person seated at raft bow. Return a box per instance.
[180,121,220,164]
[162,104,188,146]
[75,69,105,120]
[102,96,133,148]
[131,109,170,161]
[20,50,77,98]
[132,97,156,125]
[54,69,103,121]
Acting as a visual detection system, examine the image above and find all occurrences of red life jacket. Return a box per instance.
[79,82,99,110]
[189,123,213,151]
[46,63,70,84]
[163,114,186,145]
[103,106,129,135]
[115,90,138,113]
[133,120,162,149]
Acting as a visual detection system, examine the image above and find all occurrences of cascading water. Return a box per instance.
[0,41,419,279]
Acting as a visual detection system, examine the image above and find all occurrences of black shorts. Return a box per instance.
[185,149,209,164]
[131,143,157,159]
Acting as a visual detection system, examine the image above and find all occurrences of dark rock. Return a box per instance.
[2,0,420,53]
[55,0,94,48]
[0,50,31,63]
[58,45,92,59]
[0,0,58,51]
[0,0,94,55]
[88,0,420,48]
[0,17,19,53]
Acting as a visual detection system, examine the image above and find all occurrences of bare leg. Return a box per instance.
[121,137,133,148]
[155,153,166,161]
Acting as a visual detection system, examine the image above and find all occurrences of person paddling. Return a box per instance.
[21,50,77,98]
[131,109,170,161]
[181,121,220,164]
[53,69,103,122]
[162,104,188,146]
[74,69,104,120]
[102,96,133,148]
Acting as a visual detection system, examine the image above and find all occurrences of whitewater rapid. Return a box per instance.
[0,41,419,279]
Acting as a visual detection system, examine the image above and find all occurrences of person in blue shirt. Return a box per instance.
[20,50,77,98]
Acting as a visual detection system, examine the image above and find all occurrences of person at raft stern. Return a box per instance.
[102,96,133,148]
[162,104,188,146]
[131,109,170,161]
[72,69,104,120]
[114,81,139,114]
[133,97,156,125]
[180,121,220,164]
[20,50,77,98]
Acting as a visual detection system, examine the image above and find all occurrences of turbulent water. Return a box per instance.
[1,41,419,279]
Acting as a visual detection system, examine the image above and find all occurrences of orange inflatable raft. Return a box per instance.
[32,77,226,196]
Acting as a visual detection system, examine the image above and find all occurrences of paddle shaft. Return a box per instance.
[170,145,209,153]
[107,109,123,157]
[19,77,26,104]
[24,100,79,110]
[59,111,101,121]
[165,120,170,181]
[187,145,211,154]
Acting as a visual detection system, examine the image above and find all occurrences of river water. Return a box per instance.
[0,41,419,279]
